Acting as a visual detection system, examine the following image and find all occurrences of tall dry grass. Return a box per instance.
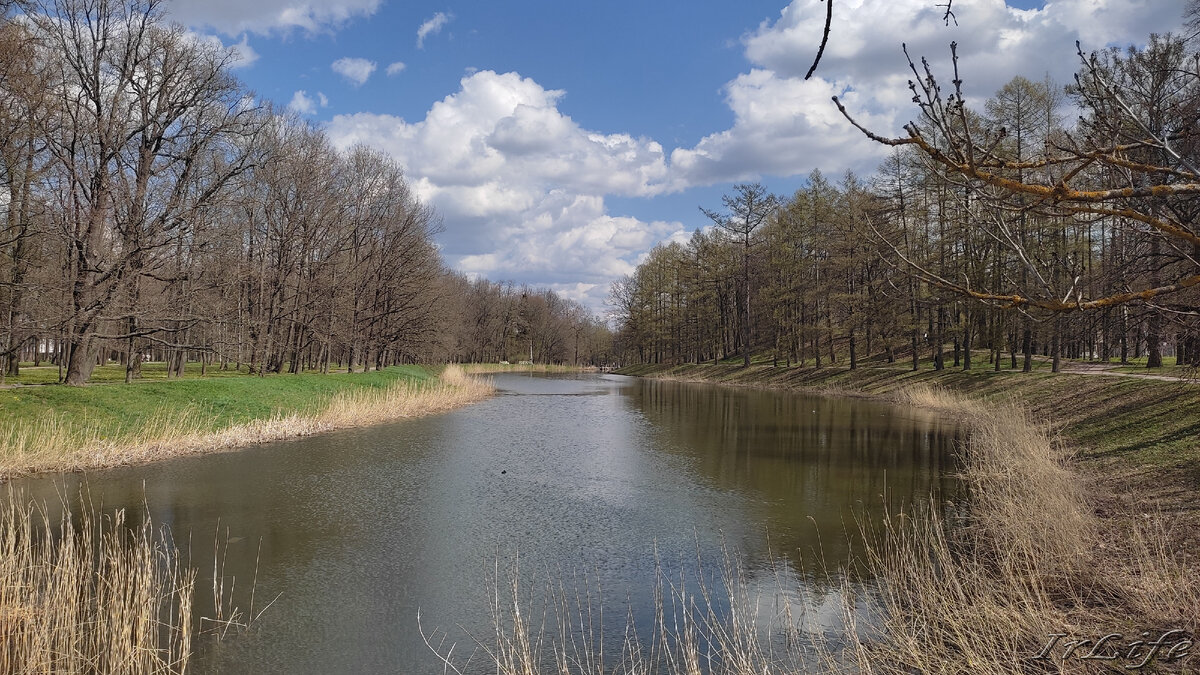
[318,363,492,428]
[0,491,197,674]
[425,547,854,675]
[436,382,1199,674]
[849,384,1200,674]
[0,366,494,478]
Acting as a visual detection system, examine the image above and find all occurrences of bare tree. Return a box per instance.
[701,183,777,367]
[32,0,262,384]
[834,41,1199,315]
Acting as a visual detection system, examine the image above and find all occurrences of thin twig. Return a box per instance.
[804,0,833,80]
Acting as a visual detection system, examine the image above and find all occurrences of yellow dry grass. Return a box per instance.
[0,491,196,674]
[848,385,1200,674]
[438,382,1200,674]
[0,365,494,478]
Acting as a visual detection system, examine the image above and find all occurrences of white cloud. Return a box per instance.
[317,92,329,107]
[447,192,686,310]
[332,57,377,86]
[417,12,452,49]
[386,61,407,76]
[325,2,1187,311]
[164,0,381,36]
[326,71,669,207]
[326,70,681,311]
[287,90,316,115]
[182,31,259,69]
[668,70,895,187]
[227,34,259,68]
[695,0,1189,184]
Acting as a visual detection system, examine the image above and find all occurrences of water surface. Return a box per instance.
[16,373,963,673]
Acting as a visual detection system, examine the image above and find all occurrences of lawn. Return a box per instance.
[0,365,437,442]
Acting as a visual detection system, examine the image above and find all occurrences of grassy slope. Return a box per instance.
[617,362,1200,486]
[7,361,256,385]
[0,365,437,447]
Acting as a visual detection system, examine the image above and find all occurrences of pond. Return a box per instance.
[15,373,964,673]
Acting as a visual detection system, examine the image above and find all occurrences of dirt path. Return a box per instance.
[1058,361,1195,382]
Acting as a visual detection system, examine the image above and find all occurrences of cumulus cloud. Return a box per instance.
[325,70,682,310]
[741,0,1185,96]
[182,31,259,69]
[668,70,895,187]
[674,0,1188,184]
[447,191,687,311]
[326,71,670,208]
[386,61,407,76]
[288,90,317,115]
[326,2,1186,311]
[165,0,381,36]
[332,57,377,86]
[417,12,452,49]
[287,89,328,115]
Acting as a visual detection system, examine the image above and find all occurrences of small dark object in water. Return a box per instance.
[501,470,507,474]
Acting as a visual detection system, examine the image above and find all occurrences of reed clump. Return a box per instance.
[0,491,197,674]
[0,365,494,478]
[448,382,1199,674]
[849,385,1200,674]
[427,552,839,675]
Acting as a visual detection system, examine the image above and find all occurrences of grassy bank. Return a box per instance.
[460,363,594,374]
[601,363,1200,672]
[617,362,1200,478]
[0,364,493,479]
[848,386,1199,673]
[440,365,1199,673]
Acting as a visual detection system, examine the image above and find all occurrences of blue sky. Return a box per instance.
[167,0,1188,312]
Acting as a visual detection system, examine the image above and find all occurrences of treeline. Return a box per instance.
[0,0,610,384]
[612,33,1200,371]
[440,276,612,366]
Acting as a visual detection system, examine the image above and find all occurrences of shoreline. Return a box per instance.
[616,362,1200,520]
[617,363,1200,671]
[0,365,496,482]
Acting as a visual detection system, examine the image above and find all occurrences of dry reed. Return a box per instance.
[0,490,197,674]
[437,382,1199,674]
[849,384,1200,674]
[426,549,851,675]
[0,366,494,478]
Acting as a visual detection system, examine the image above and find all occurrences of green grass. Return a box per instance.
[0,365,437,442]
[6,360,314,385]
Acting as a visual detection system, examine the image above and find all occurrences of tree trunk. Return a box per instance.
[64,337,97,386]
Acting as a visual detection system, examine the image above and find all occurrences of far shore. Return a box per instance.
[0,364,504,481]
[617,361,1199,515]
[616,361,1200,671]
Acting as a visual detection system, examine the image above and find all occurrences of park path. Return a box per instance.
[1058,361,1194,383]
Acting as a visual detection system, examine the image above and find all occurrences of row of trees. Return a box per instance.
[0,0,610,384]
[611,33,1200,372]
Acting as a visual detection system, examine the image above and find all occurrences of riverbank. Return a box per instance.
[461,363,595,374]
[617,362,1200,672]
[618,362,1199,493]
[0,364,494,480]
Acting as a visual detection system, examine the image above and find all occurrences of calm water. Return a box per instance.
[15,373,963,673]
